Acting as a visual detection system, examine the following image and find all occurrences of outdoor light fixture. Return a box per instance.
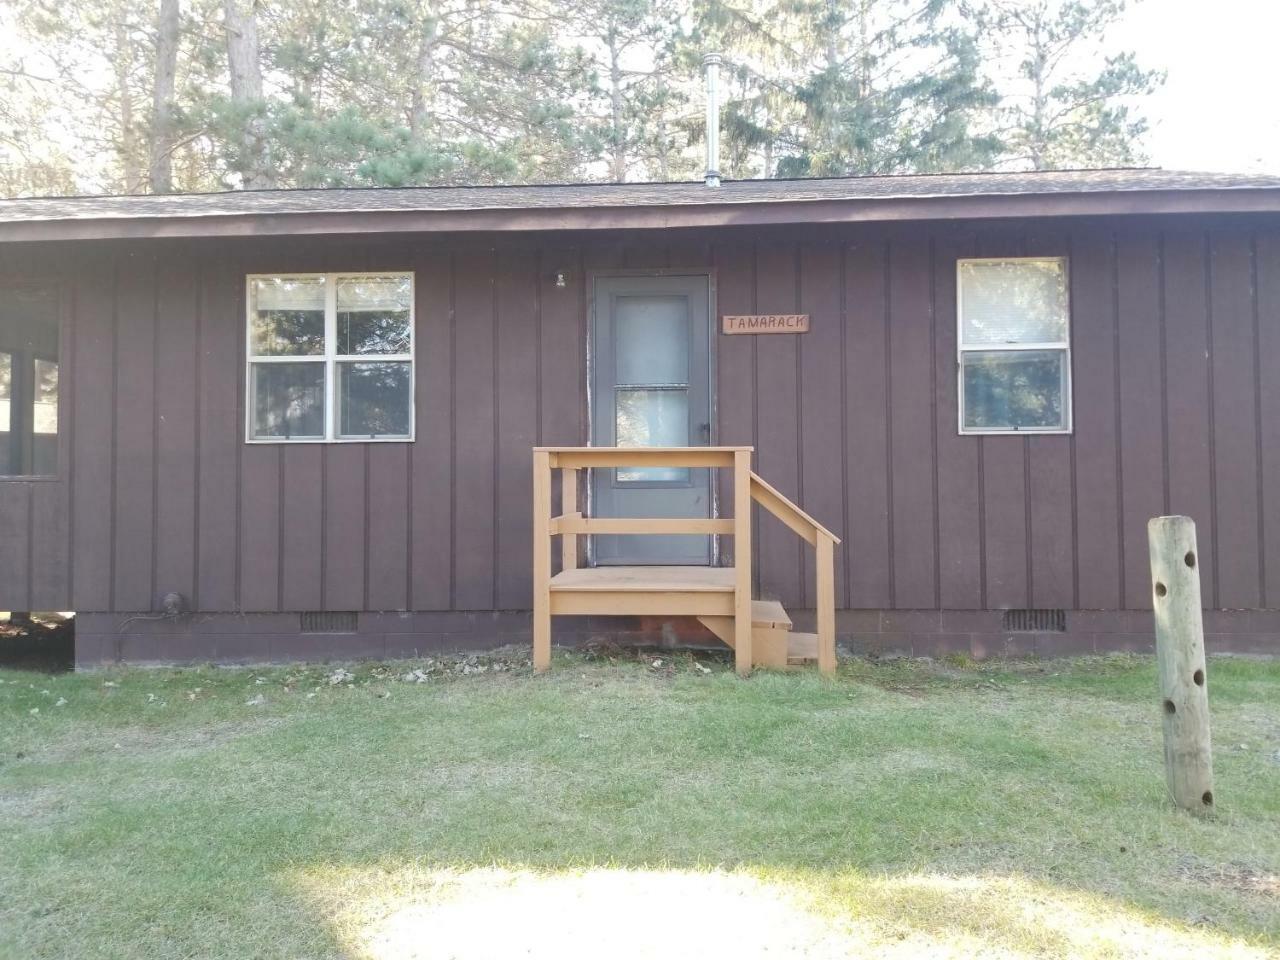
[554,270,567,288]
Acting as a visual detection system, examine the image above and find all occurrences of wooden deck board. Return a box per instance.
[549,566,736,592]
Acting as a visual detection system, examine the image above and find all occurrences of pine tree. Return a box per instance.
[286,0,595,185]
[694,0,806,178]
[0,5,79,196]
[698,0,1000,177]
[791,0,1000,174]
[563,0,698,182]
[1,0,1167,195]
[969,0,1163,170]
[7,0,156,193]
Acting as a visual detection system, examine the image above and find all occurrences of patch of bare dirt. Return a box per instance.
[1177,858,1279,898]
[24,716,288,765]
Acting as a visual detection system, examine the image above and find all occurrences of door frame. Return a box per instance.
[584,267,719,566]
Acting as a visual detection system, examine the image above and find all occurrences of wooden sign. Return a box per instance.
[721,314,810,335]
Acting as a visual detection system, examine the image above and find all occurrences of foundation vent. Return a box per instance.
[300,611,358,634]
[1002,608,1066,633]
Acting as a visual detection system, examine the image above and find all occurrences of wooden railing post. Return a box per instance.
[816,532,836,675]
[561,467,579,571]
[532,450,552,672]
[733,449,753,676]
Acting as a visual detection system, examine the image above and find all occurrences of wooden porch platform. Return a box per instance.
[548,566,735,617]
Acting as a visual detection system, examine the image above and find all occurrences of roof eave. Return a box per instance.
[3,187,1280,243]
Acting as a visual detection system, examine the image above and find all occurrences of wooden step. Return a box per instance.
[748,599,792,630]
[786,631,819,664]
[696,600,792,648]
[697,601,794,670]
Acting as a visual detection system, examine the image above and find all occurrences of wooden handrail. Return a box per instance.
[535,446,749,469]
[748,470,839,675]
[552,517,735,536]
[749,471,842,546]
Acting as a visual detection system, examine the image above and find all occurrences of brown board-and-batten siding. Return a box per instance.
[1,213,1278,662]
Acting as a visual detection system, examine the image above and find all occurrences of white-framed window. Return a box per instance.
[957,257,1071,434]
[245,273,414,443]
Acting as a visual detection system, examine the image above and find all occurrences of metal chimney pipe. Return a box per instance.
[703,52,722,187]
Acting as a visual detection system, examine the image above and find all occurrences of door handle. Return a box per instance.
[698,422,711,439]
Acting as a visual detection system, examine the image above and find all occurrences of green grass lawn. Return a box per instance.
[2,650,1277,959]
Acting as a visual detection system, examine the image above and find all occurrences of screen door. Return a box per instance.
[591,275,712,565]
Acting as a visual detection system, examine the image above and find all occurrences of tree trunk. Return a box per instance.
[857,0,871,98]
[223,0,274,188]
[825,0,840,71]
[409,1,439,144]
[763,95,774,178]
[607,31,626,183]
[654,71,669,181]
[114,13,143,193]
[1029,10,1047,170]
[149,0,180,193]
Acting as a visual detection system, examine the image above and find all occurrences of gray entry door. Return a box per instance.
[591,275,712,565]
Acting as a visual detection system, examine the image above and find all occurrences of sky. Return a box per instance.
[1114,0,1280,172]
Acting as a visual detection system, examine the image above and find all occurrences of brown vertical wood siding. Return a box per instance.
[1,213,1278,633]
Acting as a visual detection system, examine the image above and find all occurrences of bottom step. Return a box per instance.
[696,605,820,670]
[786,631,819,665]
[696,600,791,649]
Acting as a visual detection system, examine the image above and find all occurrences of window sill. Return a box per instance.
[244,437,415,445]
[958,429,1072,437]
[0,474,60,482]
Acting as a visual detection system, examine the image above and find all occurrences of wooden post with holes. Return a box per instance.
[561,467,578,571]
[733,449,753,676]
[1148,515,1214,814]
[816,532,836,675]
[533,450,552,672]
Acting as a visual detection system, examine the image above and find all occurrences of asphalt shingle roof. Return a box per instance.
[3,168,1279,224]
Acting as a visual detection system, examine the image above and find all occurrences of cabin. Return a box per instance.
[2,168,1280,668]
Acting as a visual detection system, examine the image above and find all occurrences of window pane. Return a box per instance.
[33,358,57,434]
[337,276,412,355]
[616,387,688,482]
[0,353,10,475]
[250,277,326,356]
[0,287,59,475]
[31,358,58,475]
[251,362,325,439]
[960,260,1067,345]
[615,295,688,385]
[338,361,412,438]
[962,350,1068,431]
[0,351,10,431]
